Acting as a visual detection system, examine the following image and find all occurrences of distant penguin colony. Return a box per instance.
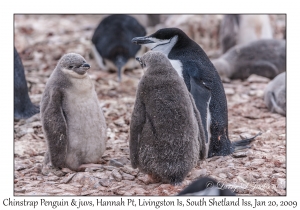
[14,47,39,120]
[212,39,286,80]
[177,177,236,196]
[41,53,107,171]
[219,15,273,53]
[132,28,258,158]
[264,72,286,116]
[92,14,146,81]
[130,51,206,185]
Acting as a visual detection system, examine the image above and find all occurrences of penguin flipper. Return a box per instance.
[129,96,146,168]
[188,92,206,160]
[41,88,68,169]
[190,76,211,145]
[232,131,262,151]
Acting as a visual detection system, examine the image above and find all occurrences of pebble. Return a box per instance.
[92,172,109,179]
[99,179,111,187]
[120,166,139,176]
[109,159,124,168]
[122,173,135,181]
[57,184,80,192]
[47,176,60,181]
[111,169,122,182]
[224,88,235,95]
[277,178,286,189]
[103,166,117,171]
[219,173,227,179]
[232,152,247,158]
[61,173,76,184]
[251,159,265,166]
[14,188,26,193]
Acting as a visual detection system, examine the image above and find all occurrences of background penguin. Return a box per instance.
[264,72,286,116]
[177,177,236,196]
[130,51,206,185]
[91,14,146,81]
[212,39,286,80]
[132,28,258,158]
[41,53,107,172]
[219,15,273,53]
[14,47,39,120]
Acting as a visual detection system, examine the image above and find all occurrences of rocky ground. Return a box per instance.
[14,14,286,196]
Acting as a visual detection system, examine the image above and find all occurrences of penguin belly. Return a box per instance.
[64,79,106,169]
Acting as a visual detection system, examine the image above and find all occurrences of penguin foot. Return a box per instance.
[232,131,262,151]
[78,163,103,172]
[41,164,65,177]
[170,181,182,186]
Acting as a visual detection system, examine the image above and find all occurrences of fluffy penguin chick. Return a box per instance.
[41,53,107,171]
[212,39,286,80]
[14,47,39,119]
[264,72,286,116]
[130,51,206,185]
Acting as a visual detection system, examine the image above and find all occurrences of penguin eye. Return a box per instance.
[68,66,74,69]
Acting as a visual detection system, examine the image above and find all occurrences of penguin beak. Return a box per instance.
[136,57,146,69]
[81,63,90,69]
[132,37,155,45]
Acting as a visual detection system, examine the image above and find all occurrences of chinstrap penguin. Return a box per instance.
[41,53,107,172]
[14,47,39,120]
[219,15,273,53]
[177,177,236,196]
[212,39,286,80]
[264,72,286,116]
[92,14,146,81]
[132,27,259,158]
[130,51,206,185]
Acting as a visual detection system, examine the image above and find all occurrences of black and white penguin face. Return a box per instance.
[132,28,184,56]
[60,53,90,76]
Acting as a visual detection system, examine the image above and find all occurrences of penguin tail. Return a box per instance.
[232,131,262,151]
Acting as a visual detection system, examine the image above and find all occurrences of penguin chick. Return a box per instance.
[220,15,273,53]
[14,47,39,120]
[264,72,286,116]
[212,39,286,80]
[132,28,260,158]
[41,53,107,171]
[92,14,146,81]
[177,177,236,196]
[130,51,206,185]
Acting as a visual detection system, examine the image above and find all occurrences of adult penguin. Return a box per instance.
[92,14,146,81]
[14,47,39,120]
[132,28,260,157]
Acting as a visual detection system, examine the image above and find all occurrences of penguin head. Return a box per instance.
[132,28,188,56]
[59,53,90,77]
[136,51,171,70]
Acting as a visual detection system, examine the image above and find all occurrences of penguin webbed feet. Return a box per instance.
[232,131,262,151]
